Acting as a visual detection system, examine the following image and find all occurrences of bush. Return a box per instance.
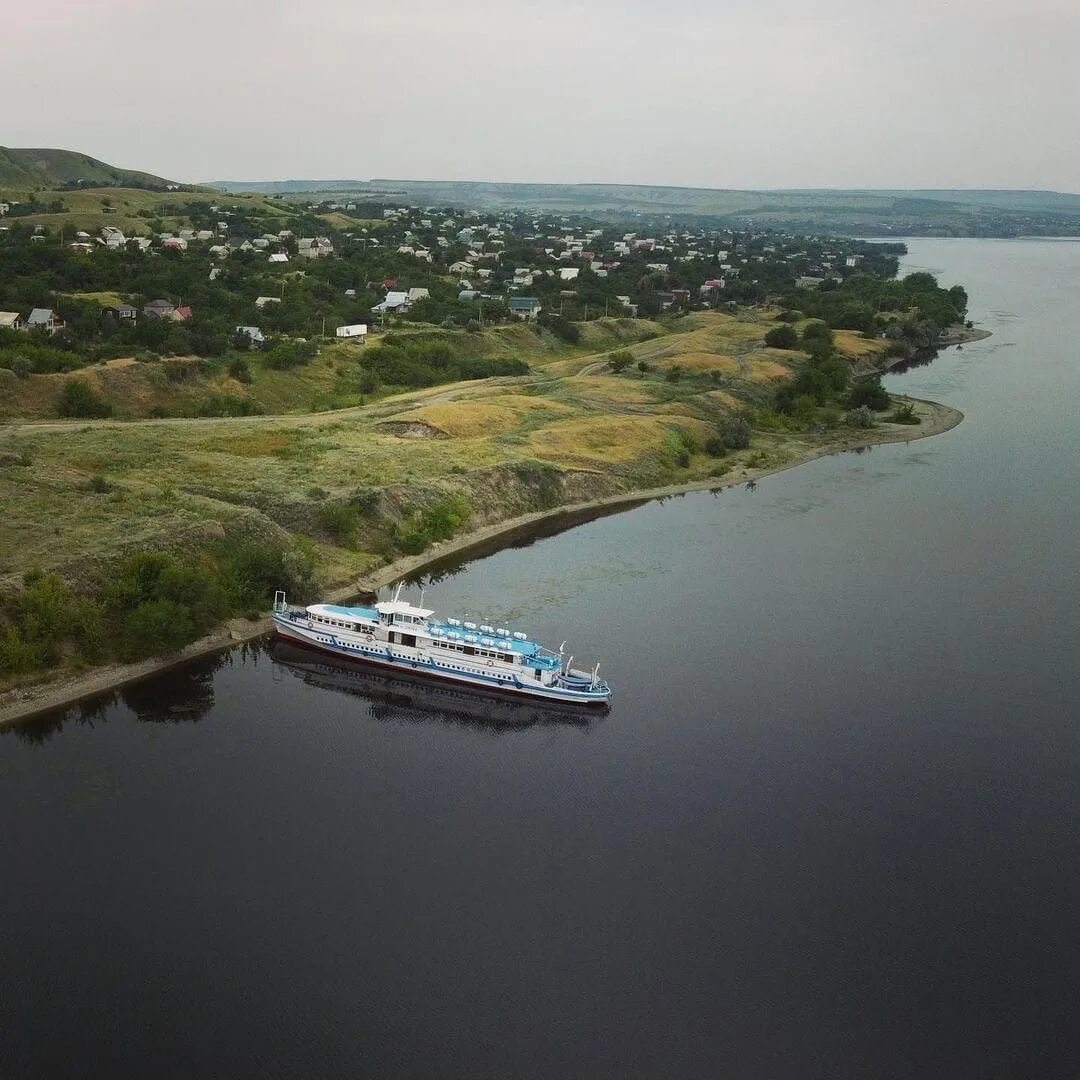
[720,416,752,450]
[845,405,875,429]
[395,495,470,554]
[11,356,32,379]
[664,365,683,383]
[227,357,253,384]
[704,436,727,457]
[120,599,195,659]
[87,475,113,493]
[889,401,920,425]
[317,502,361,547]
[764,325,799,349]
[58,379,112,419]
[607,350,634,373]
[847,377,891,411]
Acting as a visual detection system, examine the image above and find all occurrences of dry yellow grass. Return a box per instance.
[527,415,693,464]
[394,394,569,438]
[834,330,888,359]
[702,389,742,410]
[563,375,660,403]
[661,352,741,374]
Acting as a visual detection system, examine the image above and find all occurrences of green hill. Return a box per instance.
[0,147,174,190]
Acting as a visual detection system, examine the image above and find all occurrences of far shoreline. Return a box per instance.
[0,392,966,730]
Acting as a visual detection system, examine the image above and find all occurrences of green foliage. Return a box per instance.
[607,350,634,373]
[847,377,891,411]
[87,474,113,493]
[664,364,683,383]
[11,356,32,379]
[227,356,253,383]
[395,495,471,555]
[317,502,362,547]
[889,401,920,425]
[720,416,752,450]
[58,379,112,418]
[845,405,875,429]
[764,325,798,349]
[539,313,581,344]
[191,393,263,417]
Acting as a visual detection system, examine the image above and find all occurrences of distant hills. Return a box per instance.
[208,178,1080,236]
[0,147,174,190]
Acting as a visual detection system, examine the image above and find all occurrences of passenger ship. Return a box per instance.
[271,585,612,706]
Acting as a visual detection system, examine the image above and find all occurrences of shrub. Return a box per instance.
[889,401,920,425]
[845,405,875,429]
[227,357,253,384]
[664,365,683,383]
[847,377,891,411]
[87,475,113,493]
[395,495,471,555]
[637,360,650,374]
[607,350,634,373]
[764,325,799,349]
[720,416,752,450]
[120,599,195,659]
[58,379,112,419]
[317,502,361,547]
[11,356,32,379]
[704,436,726,457]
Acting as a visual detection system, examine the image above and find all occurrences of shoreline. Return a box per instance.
[0,395,964,729]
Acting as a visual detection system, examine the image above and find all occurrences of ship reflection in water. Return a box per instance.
[269,639,608,731]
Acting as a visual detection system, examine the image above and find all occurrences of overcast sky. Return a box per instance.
[4,0,1078,191]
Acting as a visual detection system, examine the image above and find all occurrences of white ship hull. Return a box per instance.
[271,600,611,707]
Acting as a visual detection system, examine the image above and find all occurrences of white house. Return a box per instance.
[335,323,368,343]
[254,295,282,308]
[406,287,429,303]
[235,325,267,347]
[0,311,23,331]
[268,252,289,263]
[373,290,409,313]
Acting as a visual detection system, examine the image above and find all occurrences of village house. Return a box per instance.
[297,237,334,259]
[0,311,23,331]
[406,287,430,304]
[235,326,266,347]
[254,296,281,308]
[268,252,289,263]
[102,304,137,321]
[373,290,409,313]
[449,260,472,275]
[334,323,367,343]
[26,308,64,332]
[508,297,542,321]
[143,299,177,319]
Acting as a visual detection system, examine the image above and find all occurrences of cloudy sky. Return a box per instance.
[4,0,1078,191]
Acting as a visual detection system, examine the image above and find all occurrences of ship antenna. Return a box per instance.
[419,585,425,608]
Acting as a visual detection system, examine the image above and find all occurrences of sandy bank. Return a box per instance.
[0,397,963,729]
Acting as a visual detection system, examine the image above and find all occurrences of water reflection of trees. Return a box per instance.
[3,645,269,744]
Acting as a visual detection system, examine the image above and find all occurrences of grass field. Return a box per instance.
[0,310,902,605]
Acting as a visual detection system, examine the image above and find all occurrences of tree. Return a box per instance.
[607,350,633,373]
[58,379,112,418]
[764,325,798,349]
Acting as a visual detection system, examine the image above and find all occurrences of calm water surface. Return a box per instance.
[3,239,1080,1078]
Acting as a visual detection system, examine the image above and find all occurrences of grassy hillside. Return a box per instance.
[0,147,175,190]
[4,185,296,235]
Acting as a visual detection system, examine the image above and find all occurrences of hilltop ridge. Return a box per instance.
[0,147,175,190]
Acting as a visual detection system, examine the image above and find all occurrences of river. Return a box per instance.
[3,239,1079,1078]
